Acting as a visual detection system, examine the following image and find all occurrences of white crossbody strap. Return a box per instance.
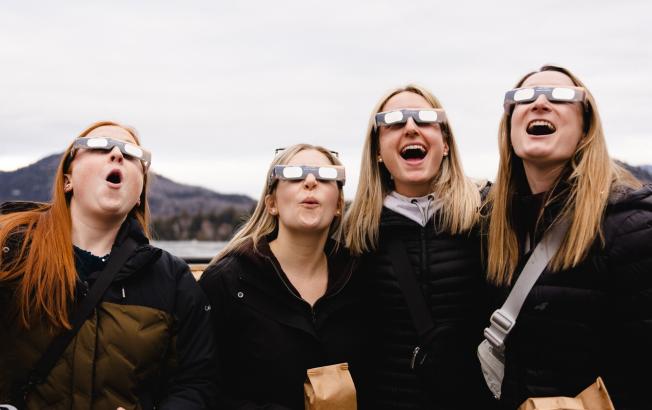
[484,218,570,351]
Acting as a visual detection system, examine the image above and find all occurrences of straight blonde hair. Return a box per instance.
[0,121,150,329]
[211,144,345,264]
[345,84,481,255]
[485,65,641,286]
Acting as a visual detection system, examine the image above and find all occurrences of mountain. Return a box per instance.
[0,153,255,217]
[618,161,652,183]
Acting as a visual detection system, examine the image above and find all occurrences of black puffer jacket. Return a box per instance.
[490,185,652,410]
[0,205,216,410]
[363,207,492,410]
[198,237,370,410]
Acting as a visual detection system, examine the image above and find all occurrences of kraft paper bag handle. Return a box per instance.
[304,363,357,410]
[517,377,615,410]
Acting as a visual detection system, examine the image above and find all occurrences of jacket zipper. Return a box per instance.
[264,255,317,321]
[410,196,433,276]
[420,227,427,274]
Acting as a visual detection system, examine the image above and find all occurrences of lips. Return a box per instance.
[301,197,320,206]
[526,119,556,136]
[400,144,428,160]
[106,169,123,186]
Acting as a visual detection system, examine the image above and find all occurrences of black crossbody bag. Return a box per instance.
[10,237,138,408]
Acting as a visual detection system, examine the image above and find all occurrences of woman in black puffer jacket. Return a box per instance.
[344,84,493,409]
[200,144,369,410]
[483,64,652,410]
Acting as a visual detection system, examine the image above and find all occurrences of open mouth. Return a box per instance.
[527,120,556,136]
[400,144,427,160]
[106,170,123,185]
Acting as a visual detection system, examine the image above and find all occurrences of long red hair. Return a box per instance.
[0,121,150,329]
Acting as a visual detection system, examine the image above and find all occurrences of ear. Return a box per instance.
[442,142,450,157]
[264,194,277,216]
[337,196,345,216]
[64,174,73,193]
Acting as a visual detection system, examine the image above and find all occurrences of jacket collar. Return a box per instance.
[607,183,652,209]
[383,191,441,227]
[237,235,356,301]
[86,217,161,283]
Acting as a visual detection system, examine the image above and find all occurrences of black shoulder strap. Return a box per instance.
[14,236,138,404]
[387,236,435,342]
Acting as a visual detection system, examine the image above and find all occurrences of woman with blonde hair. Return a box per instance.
[0,121,215,409]
[484,65,652,409]
[345,85,491,409]
[200,144,368,409]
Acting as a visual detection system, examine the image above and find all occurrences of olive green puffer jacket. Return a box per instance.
[0,211,215,410]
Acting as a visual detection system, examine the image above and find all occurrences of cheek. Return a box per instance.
[571,109,585,133]
[70,164,94,191]
[509,117,524,148]
[326,188,340,211]
[132,176,145,197]
[378,130,397,152]
[273,185,294,209]
[427,128,446,147]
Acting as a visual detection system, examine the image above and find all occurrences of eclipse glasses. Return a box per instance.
[503,86,586,113]
[270,165,346,186]
[71,137,152,170]
[375,108,447,129]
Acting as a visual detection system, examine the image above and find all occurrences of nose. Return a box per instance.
[303,172,318,189]
[109,146,124,163]
[530,94,552,111]
[404,116,419,135]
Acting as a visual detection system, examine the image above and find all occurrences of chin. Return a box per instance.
[295,219,330,233]
[518,149,555,162]
[98,203,131,218]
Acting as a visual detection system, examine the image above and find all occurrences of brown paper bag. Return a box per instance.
[518,377,615,410]
[303,362,357,410]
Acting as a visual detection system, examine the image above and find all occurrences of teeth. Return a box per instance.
[401,144,426,154]
[527,120,555,131]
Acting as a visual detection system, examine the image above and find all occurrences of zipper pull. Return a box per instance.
[121,286,126,299]
[410,346,421,370]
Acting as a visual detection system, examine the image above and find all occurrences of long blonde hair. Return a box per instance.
[344,84,481,255]
[211,144,345,264]
[486,65,641,286]
[0,121,151,329]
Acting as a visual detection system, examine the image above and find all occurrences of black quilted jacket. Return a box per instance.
[491,185,652,410]
[362,207,493,410]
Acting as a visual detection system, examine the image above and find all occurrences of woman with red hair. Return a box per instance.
[0,121,215,409]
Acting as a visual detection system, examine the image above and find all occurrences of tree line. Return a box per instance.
[151,206,254,241]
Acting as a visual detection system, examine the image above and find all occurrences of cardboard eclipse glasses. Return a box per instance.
[504,86,586,113]
[270,165,346,186]
[71,137,152,170]
[375,108,447,129]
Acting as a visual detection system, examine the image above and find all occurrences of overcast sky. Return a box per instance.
[1,0,650,199]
